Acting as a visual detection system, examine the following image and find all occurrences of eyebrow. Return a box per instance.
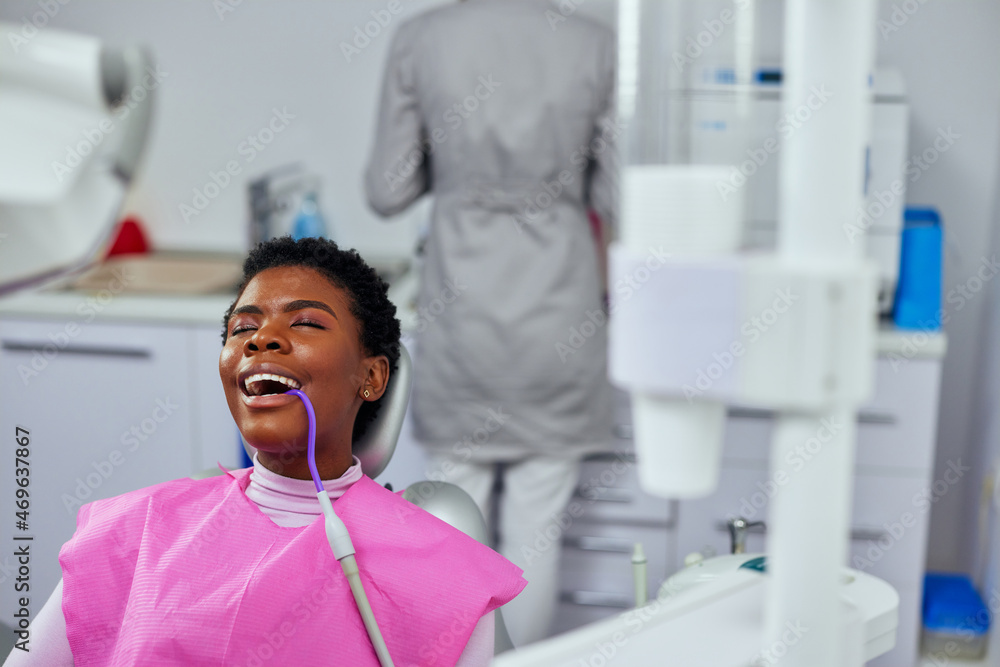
[231,300,338,319]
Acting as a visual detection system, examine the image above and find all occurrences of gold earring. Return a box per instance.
[363,388,371,399]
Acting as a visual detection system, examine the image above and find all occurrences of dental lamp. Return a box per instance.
[0,24,154,295]
[496,0,897,666]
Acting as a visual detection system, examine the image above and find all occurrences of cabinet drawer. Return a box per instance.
[560,522,672,601]
[554,518,641,636]
[851,356,940,473]
[862,357,941,426]
[848,474,931,584]
[574,456,675,525]
[854,417,937,475]
[676,467,931,588]
[721,412,921,470]
[716,358,940,472]
[721,409,930,472]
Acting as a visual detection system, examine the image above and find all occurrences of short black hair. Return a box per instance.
[222,236,401,442]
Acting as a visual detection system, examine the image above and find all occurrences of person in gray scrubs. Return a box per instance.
[365,0,619,644]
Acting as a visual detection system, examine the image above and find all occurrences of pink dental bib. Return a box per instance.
[59,468,525,666]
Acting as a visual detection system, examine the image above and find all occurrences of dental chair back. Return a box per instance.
[352,344,412,479]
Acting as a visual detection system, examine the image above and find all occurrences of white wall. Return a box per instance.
[971,177,1000,661]
[5,0,1000,577]
[966,52,1000,656]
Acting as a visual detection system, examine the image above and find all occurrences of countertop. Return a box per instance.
[0,251,415,329]
[0,256,946,359]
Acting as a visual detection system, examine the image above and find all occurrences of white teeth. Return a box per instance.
[244,373,301,396]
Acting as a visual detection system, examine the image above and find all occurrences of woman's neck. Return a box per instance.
[255,447,354,481]
[245,452,364,528]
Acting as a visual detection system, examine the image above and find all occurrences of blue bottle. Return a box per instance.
[894,207,942,330]
[291,191,328,240]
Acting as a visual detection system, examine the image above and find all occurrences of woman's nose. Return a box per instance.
[244,325,287,353]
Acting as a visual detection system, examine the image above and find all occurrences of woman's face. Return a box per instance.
[219,265,387,479]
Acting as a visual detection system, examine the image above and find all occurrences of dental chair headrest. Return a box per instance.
[353,344,412,479]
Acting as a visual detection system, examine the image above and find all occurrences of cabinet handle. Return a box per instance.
[857,412,896,425]
[727,407,895,425]
[563,535,634,554]
[574,487,634,504]
[2,341,151,359]
[714,520,886,543]
[727,407,773,420]
[584,452,637,464]
[848,527,887,542]
[560,590,631,609]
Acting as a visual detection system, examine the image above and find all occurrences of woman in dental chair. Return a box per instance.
[6,236,525,667]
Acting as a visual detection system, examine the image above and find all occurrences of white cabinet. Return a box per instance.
[0,317,241,624]
[554,448,677,634]
[191,325,242,471]
[557,356,943,667]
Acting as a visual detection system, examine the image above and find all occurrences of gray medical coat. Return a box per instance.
[366,0,618,461]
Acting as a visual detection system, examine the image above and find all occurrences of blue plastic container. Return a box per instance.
[894,207,942,330]
[291,191,328,240]
[922,573,989,659]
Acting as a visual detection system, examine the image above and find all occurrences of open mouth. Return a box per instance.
[241,373,302,397]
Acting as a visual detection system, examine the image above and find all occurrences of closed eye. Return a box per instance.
[231,325,256,336]
[293,320,325,329]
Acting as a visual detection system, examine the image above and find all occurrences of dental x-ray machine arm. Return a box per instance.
[0,24,154,295]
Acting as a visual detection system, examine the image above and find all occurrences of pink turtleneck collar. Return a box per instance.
[244,452,364,528]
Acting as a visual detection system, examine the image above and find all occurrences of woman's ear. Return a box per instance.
[361,356,390,401]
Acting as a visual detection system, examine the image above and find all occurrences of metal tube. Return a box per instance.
[767,1,877,665]
[777,0,876,265]
[766,410,858,666]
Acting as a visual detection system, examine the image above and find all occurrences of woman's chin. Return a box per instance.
[238,423,307,457]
